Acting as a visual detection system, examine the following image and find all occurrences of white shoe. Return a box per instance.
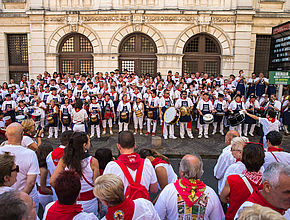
[244,133,248,137]
[249,133,254,137]
[47,135,52,139]
[212,131,216,135]
[180,136,185,139]
[188,135,194,139]
[110,130,113,135]
[164,136,168,140]
[204,135,209,139]
[102,131,106,135]
[90,134,94,138]
[169,136,177,139]
[41,133,44,138]
[97,135,100,139]
[54,135,58,139]
[133,132,137,135]
[140,132,143,135]
[198,134,202,139]
[220,131,224,135]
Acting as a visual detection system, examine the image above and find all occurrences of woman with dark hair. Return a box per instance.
[94,148,113,175]
[71,99,88,132]
[220,143,265,220]
[138,148,177,190]
[49,132,100,215]
[36,145,53,209]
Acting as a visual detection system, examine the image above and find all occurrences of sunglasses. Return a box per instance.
[11,165,19,173]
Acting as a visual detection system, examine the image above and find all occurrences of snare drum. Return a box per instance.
[16,115,25,123]
[31,113,41,122]
[62,116,70,125]
[135,110,143,118]
[203,114,214,124]
[163,107,180,124]
[47,115,55,125]
[3,116,12,127]
[147,111,153,119]
[121,112,127,121]
[91,114,98,123]
[227,112,245,126]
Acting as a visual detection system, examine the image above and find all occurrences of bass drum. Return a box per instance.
[227,112,245,126]
[163,107,180,124]
[203,114,214,124]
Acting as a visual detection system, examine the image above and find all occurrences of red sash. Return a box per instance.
[247,189,287,215]
[174,178,206,208]
[45,201,82,220]
[77,190,95,201]
[106,198,135,220]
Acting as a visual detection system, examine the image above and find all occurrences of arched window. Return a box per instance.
[183,34,221,75]
[59,33,93,74]
[119,32,157,76]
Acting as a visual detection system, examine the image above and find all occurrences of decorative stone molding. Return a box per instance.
[173,24,233,56]
[47,24,102,54]
[108,24,167,54]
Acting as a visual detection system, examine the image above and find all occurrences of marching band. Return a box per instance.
[0,70,289,140]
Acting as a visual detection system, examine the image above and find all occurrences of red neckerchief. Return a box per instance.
[203,98,209,102]
[106,198,135,220]
[51,147,64,166]
[123,100,129,104]
[247,189,287,215]
[174,178,206,208]
[37,101,42,107]
[236,100,241,103]
[75,108,81,112]
[267,146,284,152]
[67,94,72,99]
[268,117,275,123]
[151,157,169,167]
[45,201,83,220]
[242,170,263,186]
[117,153,141,171]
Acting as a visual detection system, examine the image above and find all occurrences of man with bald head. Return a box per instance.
[0,123,40,212]
[155,154,224,220]
[214,130,240,194]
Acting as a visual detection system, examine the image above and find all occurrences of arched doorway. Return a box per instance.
[59,33,93,74]
[119,32,157,76]
[182,33,221,75]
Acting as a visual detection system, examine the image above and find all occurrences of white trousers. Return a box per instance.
[147,119,157,133]
[163,123,174,138]
[48,127,58,138]
[243,124,255,135]
[62,124,71,133]
[230,124,242,135]
[180,122,192,138]
[119,122,129,132]
[102,118,113,128]
[91,125,100,137]
[199,124,209,136]
[73,124,86,132]
[213,118,224,133]
[133,115,143,129]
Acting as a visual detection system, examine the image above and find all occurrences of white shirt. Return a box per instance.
[71,108,88,124]
[43,201,99,220]
[155,183,225,220]
[117,101,132,113]
[0,144,40,202]
[155,163,177,190]
[175,97,193,109]
[21,135,36,149]
[103,158,157,191]
[197,99,213,111]
[34,102,46,118]
[101,198,160,220]
[263,151,290,170]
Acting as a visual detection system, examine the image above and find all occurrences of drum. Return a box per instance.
[180,106,189,117]
[163,107,180,124]
[121,112,127,120]
[227,112,245,126]
[16,115,25,123]
[147,111,154,119]
[31,113,41,122]
[203,114,214,124]
[62,116,69,125]
[215,112,225,117]
[105,110,112,120]
[3,116,12,127]
[135,110,143,118]
[47,115,55,125]
[91,114,98,123]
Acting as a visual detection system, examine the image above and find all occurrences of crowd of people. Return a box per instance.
[0,70,289,141]
[0,122,289,220]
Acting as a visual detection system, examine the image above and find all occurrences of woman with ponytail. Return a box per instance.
[49,131,100,215]
[71,99,88,132]
[138,148,177,190]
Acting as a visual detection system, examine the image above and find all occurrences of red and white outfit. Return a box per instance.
[146,95,159,135]
[117,100,131,132]
[159,96,175,139]
[48,105,58,139]
[34,101,46,129]
[228,100,245,135]
[89,103,101,138]
[71,108,88,132]
[37,171,53,210]
[133,101,144,132]
[259,117,280,149]
[263,149,290,170]
[101,99,114,132]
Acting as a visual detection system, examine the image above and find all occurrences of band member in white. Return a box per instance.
[101,93,115,135]
[159,89,177,140]
[243,95,260,137]
[228,95,245,135]
[117,94,131,132]
[212,93,227,135]
[175,91,194,139]
[146,90,159,137]
[133,95,144,135]
[282,95,290,134]
[34,96,46,134]
[71,99,88,132]
[47,100,59,139]
[197,93,213,139]
[89,97,101,138]
[60,98,72,133]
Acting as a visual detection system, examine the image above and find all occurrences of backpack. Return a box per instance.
[115,159,150,201]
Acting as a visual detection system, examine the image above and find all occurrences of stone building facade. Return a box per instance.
[0,0,290,83]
